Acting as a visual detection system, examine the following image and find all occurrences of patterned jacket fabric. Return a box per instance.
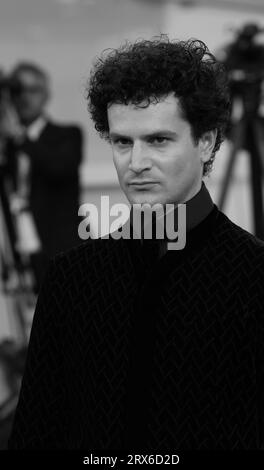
[8,205,264,449]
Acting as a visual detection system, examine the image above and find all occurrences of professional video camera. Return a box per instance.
[221,23,264,114]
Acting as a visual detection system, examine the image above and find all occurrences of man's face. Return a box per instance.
[108,93,214,206]
[11,70,48,126]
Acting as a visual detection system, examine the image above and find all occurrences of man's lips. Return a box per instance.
[129,181,159,186]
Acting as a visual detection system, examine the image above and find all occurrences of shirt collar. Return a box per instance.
[25,115,47,141]
[183,181,214,232]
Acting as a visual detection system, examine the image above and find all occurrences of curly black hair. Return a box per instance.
[87,35,231,175]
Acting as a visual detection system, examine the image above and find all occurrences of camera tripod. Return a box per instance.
[218,100,264,240]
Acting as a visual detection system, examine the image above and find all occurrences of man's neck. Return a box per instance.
[130,182,213,238]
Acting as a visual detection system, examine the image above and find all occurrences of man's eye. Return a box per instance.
[113,139,132,146]
[150,137,168,145]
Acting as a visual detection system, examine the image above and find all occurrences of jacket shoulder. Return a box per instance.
[45,121,83,139]
[216,209,264,247]
[214,209,264,270]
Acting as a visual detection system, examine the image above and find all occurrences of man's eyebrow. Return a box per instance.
[109,130,177,139]
[109,132,131,140]
[143,131,177,138]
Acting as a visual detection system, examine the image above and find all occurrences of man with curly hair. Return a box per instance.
[9,37,264,450]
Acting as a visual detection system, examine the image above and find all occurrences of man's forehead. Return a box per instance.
[107,94,184,133]
[16,70,46,86]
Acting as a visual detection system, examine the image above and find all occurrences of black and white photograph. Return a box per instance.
[1,0,264,465]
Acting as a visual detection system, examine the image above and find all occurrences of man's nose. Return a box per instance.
[128,142,152,173]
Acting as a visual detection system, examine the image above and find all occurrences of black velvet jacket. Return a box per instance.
[8,205,264,450]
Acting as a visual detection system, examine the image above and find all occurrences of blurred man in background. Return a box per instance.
[5,63,83,290]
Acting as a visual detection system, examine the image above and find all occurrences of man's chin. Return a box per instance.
[127,195,165,207]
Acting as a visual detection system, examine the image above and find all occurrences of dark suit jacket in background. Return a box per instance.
[8,206,264,450]
[26,121,82,256]
[7,120,83,257]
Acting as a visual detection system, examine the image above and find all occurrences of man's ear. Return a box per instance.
[199,129,217,163]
